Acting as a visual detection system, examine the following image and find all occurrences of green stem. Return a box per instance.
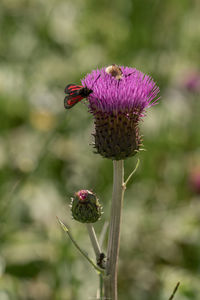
[86,223,101,259]
[124,158,140,187]
[168,282,180,300]
[99,221,109,249]
[57,218,103,274]
[86,224,106,299]
[99,273,103,300]
[104,160,125,300]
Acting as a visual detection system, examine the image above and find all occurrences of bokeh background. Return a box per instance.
[0,0,200,299]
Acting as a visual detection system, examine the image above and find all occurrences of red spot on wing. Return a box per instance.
[65,84,83,94]
[64,94,84,109]
[69,95,83,104]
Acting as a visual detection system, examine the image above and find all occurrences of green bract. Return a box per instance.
[71,190,102,223]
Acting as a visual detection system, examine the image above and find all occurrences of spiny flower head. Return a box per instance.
[70,190,102,223]
[81,65,160,160]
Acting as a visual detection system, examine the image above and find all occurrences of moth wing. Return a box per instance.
[64,84,83,95]
[64,94,83,109]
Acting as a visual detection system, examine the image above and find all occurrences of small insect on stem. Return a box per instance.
[97,252,106,269]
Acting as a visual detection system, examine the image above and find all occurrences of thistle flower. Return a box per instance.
[81,65,160,160]
[71,190,102,223]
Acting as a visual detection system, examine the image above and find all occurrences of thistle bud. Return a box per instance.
[71,190,102,223]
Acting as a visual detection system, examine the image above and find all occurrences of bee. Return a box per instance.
[106,64,135,80]
[105,64,123,80]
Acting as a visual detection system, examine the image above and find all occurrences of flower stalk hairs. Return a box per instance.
[61,65,160,300]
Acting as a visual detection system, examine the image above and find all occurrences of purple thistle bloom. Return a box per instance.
[82,66,159,114]
[81,65,160,160]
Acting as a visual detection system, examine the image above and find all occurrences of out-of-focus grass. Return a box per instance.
[0,0,200,299]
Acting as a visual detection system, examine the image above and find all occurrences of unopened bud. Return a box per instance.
[70,190,102,223]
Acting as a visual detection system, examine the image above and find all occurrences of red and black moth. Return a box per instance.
[64,84,93,109]
[64,74,100,109]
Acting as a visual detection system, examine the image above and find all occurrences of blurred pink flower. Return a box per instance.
[182,71,200,93]
[189,167,200,194]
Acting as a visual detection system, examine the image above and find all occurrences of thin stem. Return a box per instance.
[86,223,101,259]
[99,221,109,249]
[86,224,105,298]
[99,273,103,300]
[168,282,180,300]
[124,158,140,188]
[57,217,103,273]
[104,160,125,300]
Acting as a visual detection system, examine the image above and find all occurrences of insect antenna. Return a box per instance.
[125,72,135,78]
[90,74,101,89]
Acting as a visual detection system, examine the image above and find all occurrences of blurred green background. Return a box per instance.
[0,0,200,299]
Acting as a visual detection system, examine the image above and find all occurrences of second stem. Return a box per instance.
[104,160,125,300]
